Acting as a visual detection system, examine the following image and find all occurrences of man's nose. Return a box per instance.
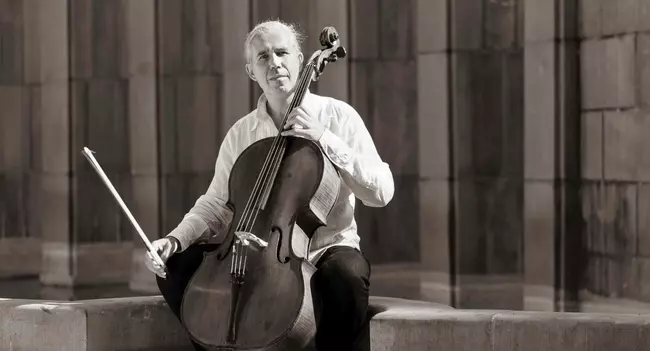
[269,53,281,69]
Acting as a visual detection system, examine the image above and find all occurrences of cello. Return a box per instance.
[179,26,347,350]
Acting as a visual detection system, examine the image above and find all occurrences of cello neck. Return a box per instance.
[276,61,317,138]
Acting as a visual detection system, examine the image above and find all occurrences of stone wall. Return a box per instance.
[3,0,650,312]
[579,0,650,306]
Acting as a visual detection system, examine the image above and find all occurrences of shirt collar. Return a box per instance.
[250,89,314,132]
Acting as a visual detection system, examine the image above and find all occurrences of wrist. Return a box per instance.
[166,236,181,253]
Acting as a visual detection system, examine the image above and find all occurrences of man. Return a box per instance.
[146,19,394,351]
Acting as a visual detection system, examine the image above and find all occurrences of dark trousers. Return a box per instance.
[156,244,371,351]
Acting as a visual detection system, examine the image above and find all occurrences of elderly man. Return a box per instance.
[146,19,394,351]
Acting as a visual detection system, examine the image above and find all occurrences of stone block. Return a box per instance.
[525,0,555,42]
[524,41,555,180]
[379,0,414,59]
[579,0,601,38]
[0,86,25,170]
[371,310,495,351]
[23,0,41,84]
[356,175,420,264]
[41,81,70,174]
[128,75,158,175]
[416,0,447,53]
[524,285,555,311]
[582,111,603,180]
[41,242,133,287]
[454,178,523,276]
[485,0,517,49]
[86,80,129,169]
[206,0,223,75]
[0,297,192,351]
[0,2,24,85]
[69,0,92,79]
[26,86,42,171]
[349,0,379,59]
[638,33,650,108]
[157,0,182,75]
[637,184,650,256]
[251,0,281,27]
[456,274,524,310]
[581,36,636,110]
[279,0,309,43]
[582,181,604,255]
[158,77,178,174]
[524,181,555,288]
[176,75,219,173]
[371,60,418,176]
[39,0,68,83]
[130,174,160,242]
[181,0,212,74]
[39,173,70,242]
[418,179,450,272]
[349,61,375,129]
[125,0,156,77]
[418,53,449,179]
[0,299,88,351]
[582,182,637,256]
[0,237,41,278]
[636,258,650,301]
[450,0,483,50]
[602,0,638,36]
[603,110,650,181]
[221,0,251,139]
[492,311,650,351]
[640,0,650,32]
[130,247,159,293]
[453,51,523,178]
[2,172,27,238]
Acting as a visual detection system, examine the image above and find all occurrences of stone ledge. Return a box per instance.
[2,296,650,350]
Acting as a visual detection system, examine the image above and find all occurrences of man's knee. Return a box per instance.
[316,247,370,292]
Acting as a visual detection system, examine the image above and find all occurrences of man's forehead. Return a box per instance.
[252,29,297,51]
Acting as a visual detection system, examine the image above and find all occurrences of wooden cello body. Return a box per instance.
[179,27,347,351]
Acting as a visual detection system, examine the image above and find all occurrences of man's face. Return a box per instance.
[246,27,303,98]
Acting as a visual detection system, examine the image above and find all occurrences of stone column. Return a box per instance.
[0,0,41,278]
[417,0,526,309]
[349,0,421,300]
[39,0,134,298]
[416,0,452,304]
[523,0,580,311]
[126,0,160,292]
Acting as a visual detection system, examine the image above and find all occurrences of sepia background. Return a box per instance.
[1,0,650,314]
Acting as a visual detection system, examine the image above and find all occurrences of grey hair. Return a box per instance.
[243,19,306,64]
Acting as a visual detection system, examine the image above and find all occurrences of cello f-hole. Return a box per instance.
[272,227,291,264]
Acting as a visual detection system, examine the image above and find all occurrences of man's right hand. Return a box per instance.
[145,237,178,279]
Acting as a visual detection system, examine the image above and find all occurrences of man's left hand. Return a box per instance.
[281,106,325,142]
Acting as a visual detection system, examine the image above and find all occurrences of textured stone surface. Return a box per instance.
[603,110,650,181]
[581,36,636,110]
[4,296,650,350]
[582,111,603,180]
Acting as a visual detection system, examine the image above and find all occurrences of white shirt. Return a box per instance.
[168,91,394,264]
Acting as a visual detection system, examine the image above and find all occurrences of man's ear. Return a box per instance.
[245,64,256,81]
[299,52,304,67]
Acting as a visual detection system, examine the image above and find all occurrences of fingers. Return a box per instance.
[145,239,170,278]
[145,251,167,278]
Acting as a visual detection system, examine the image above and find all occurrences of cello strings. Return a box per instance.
[235,64,313,275]
[237,61,313,237]
[242,63,313,235]
[230,61,315,275]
